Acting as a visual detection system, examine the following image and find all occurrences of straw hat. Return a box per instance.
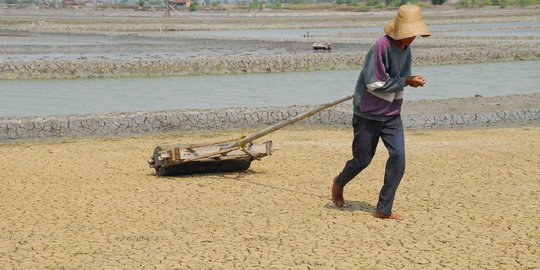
[384,4,431,40]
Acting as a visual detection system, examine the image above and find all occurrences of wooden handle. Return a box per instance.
[231,94,353,148]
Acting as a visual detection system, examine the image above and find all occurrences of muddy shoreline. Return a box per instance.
[2,49,538,79]
[2,92,539,142]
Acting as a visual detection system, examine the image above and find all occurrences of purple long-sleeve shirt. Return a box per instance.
[353,35,412,121]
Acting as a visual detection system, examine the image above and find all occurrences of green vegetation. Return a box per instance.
[248,0,263,9]
[188,0,198,11]
[268,0,282,9]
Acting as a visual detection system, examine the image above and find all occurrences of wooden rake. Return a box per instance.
[148,94,352,176]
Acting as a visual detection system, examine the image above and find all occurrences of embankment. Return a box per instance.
[1,48,539,80]
[1,93,539,142]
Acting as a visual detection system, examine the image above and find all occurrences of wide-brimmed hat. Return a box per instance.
[384,4,431,40]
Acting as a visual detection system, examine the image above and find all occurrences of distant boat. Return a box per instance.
[313,42,332,50]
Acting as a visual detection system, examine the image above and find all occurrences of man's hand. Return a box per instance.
[406,75,426,87]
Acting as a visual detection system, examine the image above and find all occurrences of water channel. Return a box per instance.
[1,60,539,117]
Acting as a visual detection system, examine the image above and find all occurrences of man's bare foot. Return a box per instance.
[374,210,403,221]
[332,176,345,207]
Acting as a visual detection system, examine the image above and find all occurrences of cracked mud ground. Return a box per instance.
[1,126,538,269]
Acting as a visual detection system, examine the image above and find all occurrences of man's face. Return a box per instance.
[400,36,416,47]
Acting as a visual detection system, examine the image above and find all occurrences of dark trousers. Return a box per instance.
[336,115,406,216]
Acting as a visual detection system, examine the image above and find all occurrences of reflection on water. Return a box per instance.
[0,60,539,117]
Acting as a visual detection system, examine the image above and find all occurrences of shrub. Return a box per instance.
[189,0,198,11]
[249,0,262,9]
[384,0,401,6]
[270,0,281,8]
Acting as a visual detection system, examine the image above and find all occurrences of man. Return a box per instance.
[332,4,431,221]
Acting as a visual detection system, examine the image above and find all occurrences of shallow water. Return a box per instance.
[1,21,538,62]
[176,22,540,39]
[0,30,288,61]
[1,60,539,117]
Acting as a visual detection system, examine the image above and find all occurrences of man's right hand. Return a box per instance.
[406,75,426,87]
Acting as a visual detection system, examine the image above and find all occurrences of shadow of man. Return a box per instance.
[324,200,376,214]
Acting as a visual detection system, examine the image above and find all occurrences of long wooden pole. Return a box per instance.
[229,94,353,148]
